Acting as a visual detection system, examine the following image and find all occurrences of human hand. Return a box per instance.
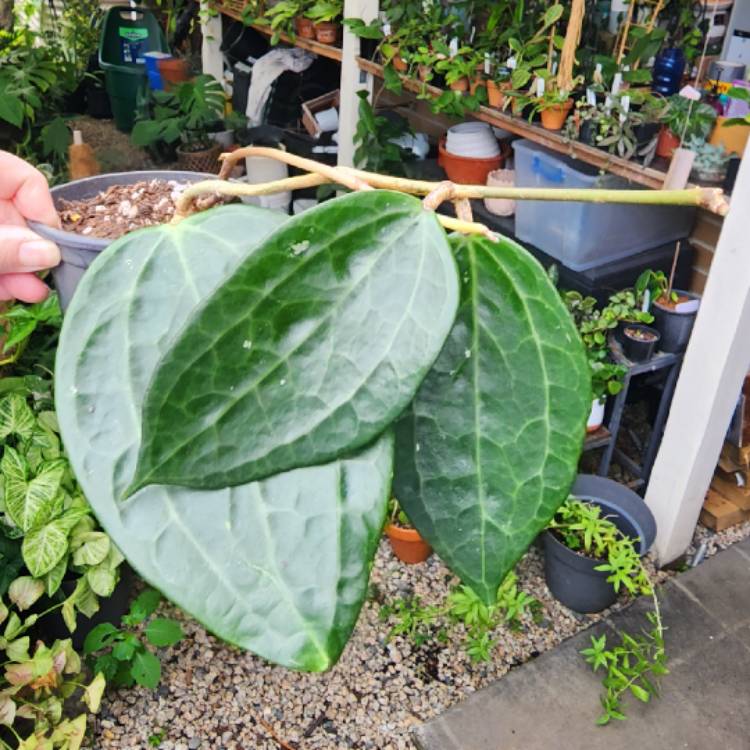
[0,151,62,302]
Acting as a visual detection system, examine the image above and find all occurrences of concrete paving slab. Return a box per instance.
[414,543,750,750]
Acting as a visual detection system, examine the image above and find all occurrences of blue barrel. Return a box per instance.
[652,48,686,97]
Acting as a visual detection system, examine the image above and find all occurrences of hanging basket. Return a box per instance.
[176,143,223,174]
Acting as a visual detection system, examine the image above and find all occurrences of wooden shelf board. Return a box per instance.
[215,5,343,61]
[356,57,676,191]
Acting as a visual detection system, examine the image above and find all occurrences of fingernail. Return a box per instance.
[19,240,60,269]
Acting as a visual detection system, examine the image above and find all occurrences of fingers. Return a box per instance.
[0,273,51,303]
[0,151,60,228]
[0,224,60,274]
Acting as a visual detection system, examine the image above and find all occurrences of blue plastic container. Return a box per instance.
[144,51,171,90]
[652,48,686,97]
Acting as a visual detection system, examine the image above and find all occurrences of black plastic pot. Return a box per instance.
[651,290,701,353]
[579,120,597,146]
[621,323,660,363]
[543,531,618,613]
[544,474,657,613]
[633,122,660,150]
[28,170,214,311]
[724,157,741,194]
[85,80,112,119]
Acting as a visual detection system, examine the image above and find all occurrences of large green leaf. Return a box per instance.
[128,191,457,495]
[394,234,590,603]
[55,205,394,670]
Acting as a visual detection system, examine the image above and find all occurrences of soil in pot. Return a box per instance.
[540,101,573,131]
[652,291,700,353]
[385,523,432,564]
[295,16,315,38]
[543,531,617,613]
[314,22,339,45]
[622,324,660,363]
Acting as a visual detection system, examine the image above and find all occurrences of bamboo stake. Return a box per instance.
[173,147,731,235]
[667,240,681,297]
[557,0,585,91]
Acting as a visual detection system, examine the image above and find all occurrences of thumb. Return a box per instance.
[0,225,60,273]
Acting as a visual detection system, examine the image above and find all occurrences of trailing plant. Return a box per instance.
[83,589,184,690]
[131,75,225,153]
[548,498,667,724]
[379,570,541,661]
[257,0,311,43]
[56,185,590,671]
[353,91,412,176]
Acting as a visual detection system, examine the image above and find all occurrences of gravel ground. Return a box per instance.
[88,513,750,750]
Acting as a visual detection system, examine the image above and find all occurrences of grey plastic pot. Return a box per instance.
[651,290,701,354]
[28,170,214,311]
[543,474,657,613]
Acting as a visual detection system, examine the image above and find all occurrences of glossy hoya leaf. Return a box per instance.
[394,234,590,603]
[56,205,393,670]
[128,191,457,495]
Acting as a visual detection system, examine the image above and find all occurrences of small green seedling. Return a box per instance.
[83,588,184,689]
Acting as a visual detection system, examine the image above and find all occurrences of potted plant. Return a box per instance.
[208,110,247,150]
[534,87,575,131]
[384,498,432,564]
[621,324,660,363]
[487,66,512,109]
[306,0,343,44]
[410,45,437,83]
[435,45,478,93]
[686,136,731,184]
[132,74,226,173]
[656,94,717,159]
[260,0,306,44]
[636,268,700,353]
[543,495,653,613]
[588,360,625,432]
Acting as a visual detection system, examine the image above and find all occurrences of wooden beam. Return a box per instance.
[645,136,750,564]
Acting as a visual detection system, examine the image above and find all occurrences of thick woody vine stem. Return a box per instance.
[173,147,730,233]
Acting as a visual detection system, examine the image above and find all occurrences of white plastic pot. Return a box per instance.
[445,122,500,159]
[484,169,516,216]
[242,153,291,213]
[587,397,606,432]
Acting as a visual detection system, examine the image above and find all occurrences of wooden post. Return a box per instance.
[645,137,750,564]
[201,1,224,82]
[337,0,378,167]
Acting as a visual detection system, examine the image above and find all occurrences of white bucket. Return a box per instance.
[243,153,291,213]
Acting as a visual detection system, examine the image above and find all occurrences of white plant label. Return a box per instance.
[611,72,622,95]
[449,37,458,57]
[382,21,391,36]
[535,77,545,97]
[621,95,630,113]
[484,53,491,75]
[507,56,517,70]
[679,84,701,101]
[586,87,597,106]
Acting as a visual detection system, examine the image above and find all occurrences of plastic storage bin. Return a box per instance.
[512,139,695,272]
[99,6,168,131]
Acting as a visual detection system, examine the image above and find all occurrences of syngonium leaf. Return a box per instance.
[394,234,590,603]
[127,191,458,495]
[56,205,395,670]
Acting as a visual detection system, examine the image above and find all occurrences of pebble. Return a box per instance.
[89,522,750,750]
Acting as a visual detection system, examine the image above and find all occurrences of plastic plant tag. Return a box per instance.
[642,289,651,314]
[484,53,491,75]
[536,77,545,97]
[449,37,458,56]
[675,298,700,313]
[507,56,517,69]
[663,147,696,190]
[611,72,622,95]
[586,87,597,106]
[679,84,701,101]
[621,95,630,113]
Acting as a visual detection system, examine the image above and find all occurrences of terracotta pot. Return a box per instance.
[449,77,469,93]
[438,137,506,185]
[469,76,486,96]
[314,21,339,44]
[487,79,511,109]
[417,64,432,82]
[656,126,680,159]
[295,16,315,38]
[385,524,432,564]
[540,100,573,131]
[392,52,408,72]
[157,57,190,90]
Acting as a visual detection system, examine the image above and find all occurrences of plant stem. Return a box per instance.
[173,147,730,236]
